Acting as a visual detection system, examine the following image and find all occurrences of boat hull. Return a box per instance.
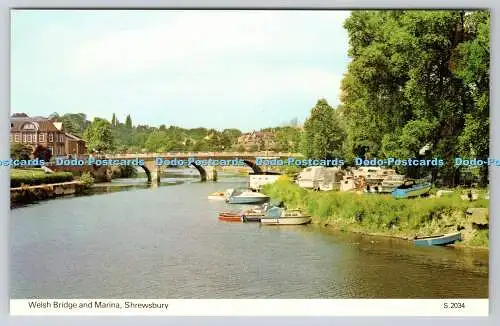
[260,217,312,225]
[241,215,262,222]
[218,213,242,222]
[392,183,432,199]
[414,232,462,247]
[227,196,270,204]
[208,195,225,200]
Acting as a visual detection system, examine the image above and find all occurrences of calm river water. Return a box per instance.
[10,174,489,299]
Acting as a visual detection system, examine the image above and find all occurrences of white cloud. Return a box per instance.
[150,68,342,102]
[60,11,349,106]
[67,11,350,76]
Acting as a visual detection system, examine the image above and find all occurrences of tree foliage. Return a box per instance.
[33,144,53,162]
[125,115,133,129]
[340,10,490,185]
[301,99,344,160]
[83,118,115,153]
[10,143,32,160]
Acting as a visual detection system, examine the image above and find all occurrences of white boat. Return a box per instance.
[260,207,312,225]
[378,174,405,193]
[295,166,325,189]
[226,188,270,204]
[207,191,226,200]
[319,167,343,191]
[353,167,384,182]
[249,173,281,191]
[295,166,343,191]
[354,167,402,185]
[244,203,270,215]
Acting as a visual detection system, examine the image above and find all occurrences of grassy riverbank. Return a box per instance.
[261,179,489,248]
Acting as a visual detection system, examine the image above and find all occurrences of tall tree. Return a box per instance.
[301,99,345,159]
[60,113,89,137]
[83,118,115,153]
[450,10,490,185]
[125,115,133,129]
[48,112,60,120]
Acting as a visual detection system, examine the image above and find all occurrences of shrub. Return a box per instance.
[79,172,95,187]
[10,171,74,187]
[33,145,52,162]
[10,143,32,160]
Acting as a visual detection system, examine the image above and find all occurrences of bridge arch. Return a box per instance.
[242,159,263,174]
[190,163,207,182]
[139,165,152,183]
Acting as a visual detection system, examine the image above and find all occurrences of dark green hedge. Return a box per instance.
[11,172,74,188]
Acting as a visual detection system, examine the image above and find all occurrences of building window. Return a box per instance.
[48,147,53,154]
[27,134,32,143]
[39,134,45,142]
[33,134,37,142]
[61,134,65,142]
[23,134,26,142]
[15,134,19,142]
[48,133,53,142]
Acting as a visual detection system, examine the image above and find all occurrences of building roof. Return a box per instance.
[10,116,60,132]
[64,132,85,142]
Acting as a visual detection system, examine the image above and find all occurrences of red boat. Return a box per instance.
[218,212,242,222]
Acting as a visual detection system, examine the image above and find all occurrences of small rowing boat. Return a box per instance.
[413,232,462,247]
[208,191,226,200]
[218,212,242,222]
[392,180,432,199]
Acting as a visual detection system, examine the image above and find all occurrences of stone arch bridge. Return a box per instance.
[104,152,300,185]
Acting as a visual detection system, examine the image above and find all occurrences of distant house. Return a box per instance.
[237,131,275,151]
[9,113,87,157]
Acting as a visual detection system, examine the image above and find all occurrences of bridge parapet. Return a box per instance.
[105,152,301,159]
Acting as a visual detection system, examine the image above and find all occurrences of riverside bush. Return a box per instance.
[79,172,95,187]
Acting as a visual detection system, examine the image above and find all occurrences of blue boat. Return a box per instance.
[391,180,432,199]
[413,232,462,247]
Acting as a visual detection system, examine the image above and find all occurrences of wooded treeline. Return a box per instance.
[47,112,302,154]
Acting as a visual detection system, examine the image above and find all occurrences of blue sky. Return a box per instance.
[11,10,351,132]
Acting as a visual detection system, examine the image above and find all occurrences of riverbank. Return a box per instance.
[261,180,489,248]
[10,181,88,205]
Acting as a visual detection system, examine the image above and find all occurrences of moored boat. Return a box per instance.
[260,207,312,225]
[413,232,462,247]
[207,191,226,200]
[226,188,270,204]
[391,180,432,199]
[241,203,269,222]
[218,212,242,222]
[380,174,405,193]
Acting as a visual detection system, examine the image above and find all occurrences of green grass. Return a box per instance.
[261,180,489,247]
[10,168,74,187]
[469,230,489,247]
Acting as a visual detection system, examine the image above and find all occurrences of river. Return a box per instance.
[10,173,489,299]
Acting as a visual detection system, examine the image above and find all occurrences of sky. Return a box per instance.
[11,10,351,132]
